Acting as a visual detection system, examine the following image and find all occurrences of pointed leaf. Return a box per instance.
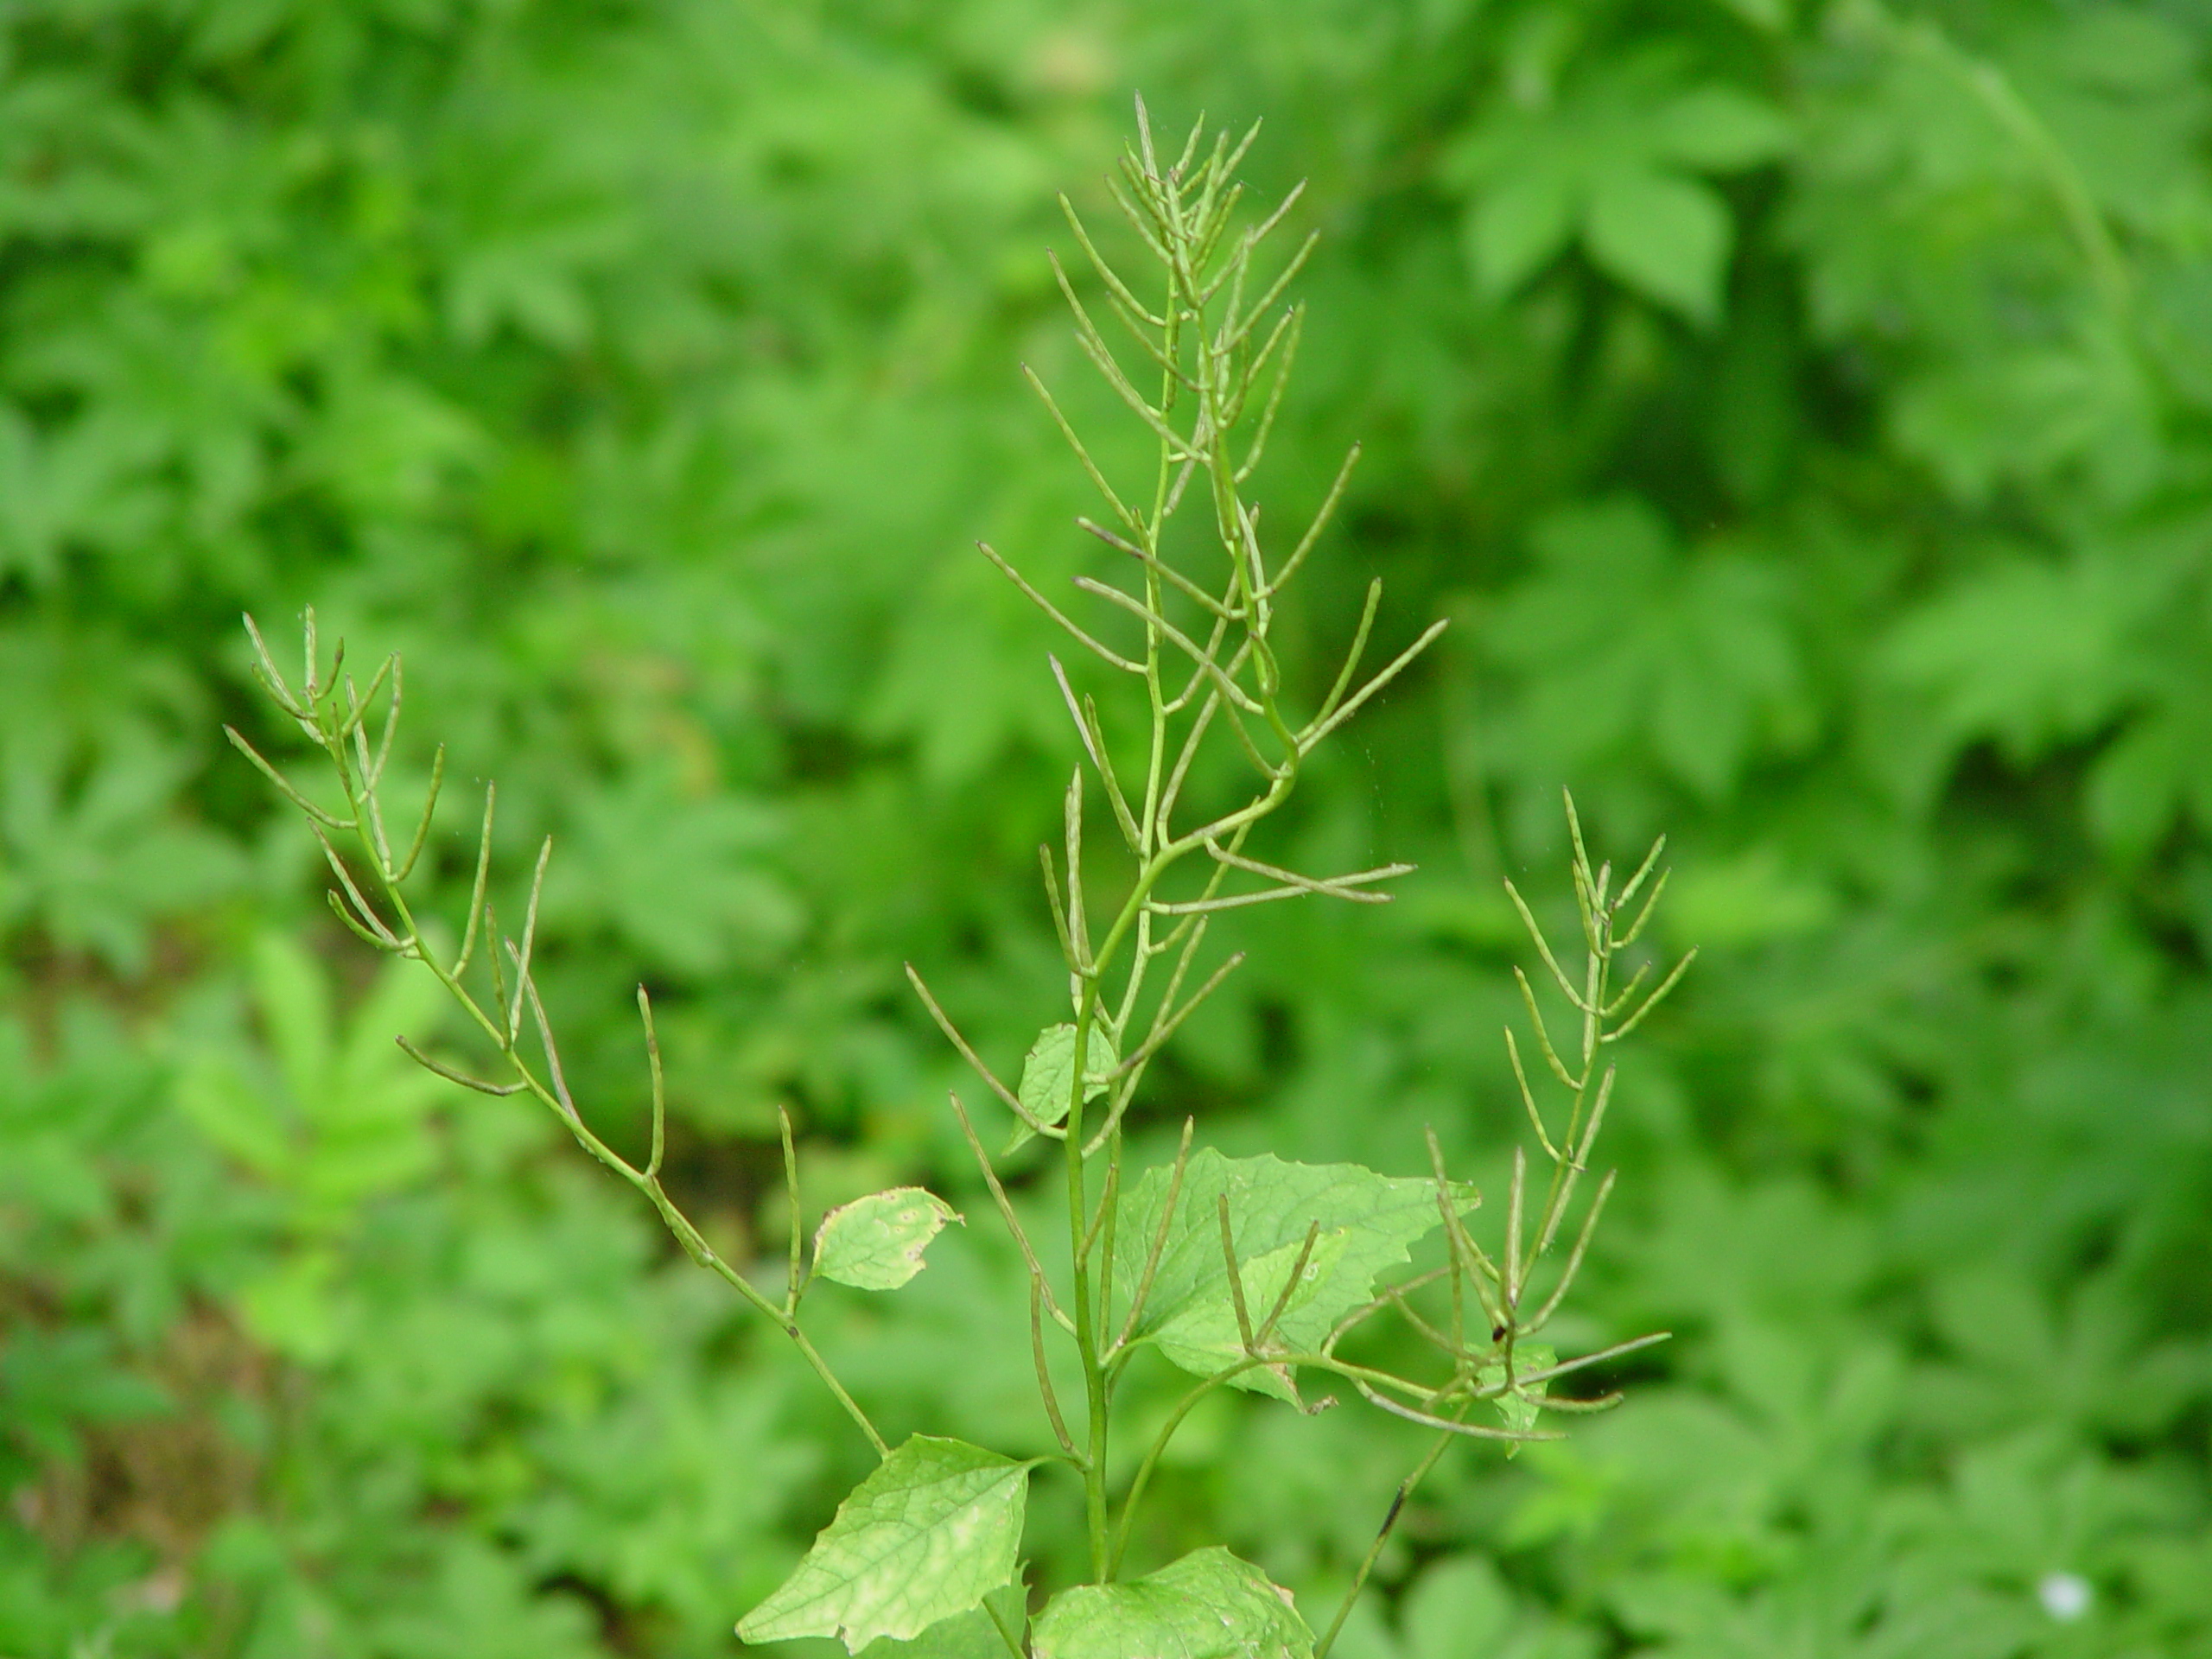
[1464,168,1576,297]
[738,1437,1033,1653]
[1111,1150,1474,1394]
[1007,1021,1117,1151]
[1651,86,1792,170]
[174,1052,292,1182]
[814,1187,963,1291]
[1032,1547,1311,1659]
[1582,169,1732,326]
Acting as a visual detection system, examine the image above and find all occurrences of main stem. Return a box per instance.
[1066,976,1109,1579]
[1060,141,1306,1586]
[1065,853,1179,1580]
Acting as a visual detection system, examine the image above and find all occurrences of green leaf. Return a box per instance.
[0,406,156,587]
[1110,1150,1473,1397]
[2088,707,2189,858]
[174,1050,292,1183]
[0,734,245,973]
[1031,1547,1310,1659]
[1463,168,1575,296]
[1882,553,2147,760]
[1582,169,1732,326]
[548,766,803,976]
[813,1187,963,1291]
[1151,1230,1354,1403]
[1400,1556,1514,1659]
[1477,1342,1556,1449]
[175,934,449,1218]
[251,931,334,1113]
[1007,1021,1117,1151]
[1652,86,1793,170]
[238,1246,352,1363]
[858,1585,1026,1659]
[737,1436,1032,1653]
[1662,848,1836,950]
[1487,499,1807,796]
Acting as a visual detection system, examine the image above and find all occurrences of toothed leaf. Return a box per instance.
[737,1436,1032,1653]
[1111,1150,1475,1395]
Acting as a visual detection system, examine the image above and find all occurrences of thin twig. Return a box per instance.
[1253,1221,1323,1347]
[1296,619,1450,753]
[1031,1279,1081,1460]
[906,964,1052,1132]
[1218,1194,1255,1353]
[506,836,552,1044]
[1112,1118,1194,1351]
[981,543,1143,674]
[779,1104,803,1309]
[394,1035,525,1096]
[639,987,667,1180]
[1527,1171,1616,1332]
[1351,1378,1562,1441]
[947,1094,1073,1332]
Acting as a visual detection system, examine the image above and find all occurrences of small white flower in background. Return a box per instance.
[2038,1572,2093,1623]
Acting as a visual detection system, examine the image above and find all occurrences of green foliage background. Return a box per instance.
[4,0,2211,1654]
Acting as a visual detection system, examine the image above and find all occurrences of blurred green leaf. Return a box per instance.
[1399,1555,1513,1659]
[1465,169,1576,297]
[1445,53,1788,319]
[1487,499,1807,796]
[549,768,804,976]
[0,734,243,972]
[1584,169,1732,327]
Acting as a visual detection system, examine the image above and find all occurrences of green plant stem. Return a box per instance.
[1109,1344,1536,1576]
[1065,989,1111,1579]
[983,1594,1027,1659]
[282,682,893,1461]
[1313,1429,1454,1659]
[1109,1359,1268,1574]
[1053,137,1338,1583]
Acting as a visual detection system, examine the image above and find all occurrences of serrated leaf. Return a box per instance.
[1006,1021,1117,1152]
[813,1187,963,1291]
[1583,168,1732,326]
[737,1436,1032,1653]
[547,767,802,976]
[1032,1547,1310,1659]
[1110,1150,1474,1396]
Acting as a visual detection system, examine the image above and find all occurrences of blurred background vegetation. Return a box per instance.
[4,0,2211,1654]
